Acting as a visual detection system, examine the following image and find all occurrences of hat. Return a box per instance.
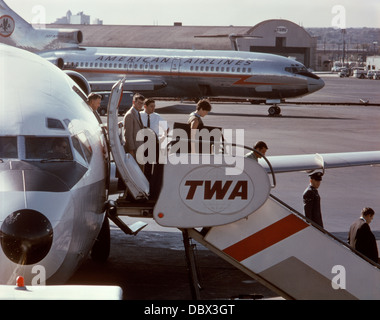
[309,171,323,181]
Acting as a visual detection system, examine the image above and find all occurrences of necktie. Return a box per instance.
[137,111,143,127]
[147,114,150,128]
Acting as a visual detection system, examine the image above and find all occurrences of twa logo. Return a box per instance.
[185,180,247,200]
[179,166,254,215]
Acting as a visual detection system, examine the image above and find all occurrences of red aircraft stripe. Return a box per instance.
[223,214,308,262]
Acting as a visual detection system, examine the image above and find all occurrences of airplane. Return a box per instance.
[0,0,324,116]
[1,43,380,300]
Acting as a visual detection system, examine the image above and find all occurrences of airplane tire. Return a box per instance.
[268,106,281,116]
[91,216,111,262]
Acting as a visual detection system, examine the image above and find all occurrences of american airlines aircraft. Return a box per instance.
[0,0,324,116]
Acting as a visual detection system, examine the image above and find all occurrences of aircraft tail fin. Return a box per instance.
[0,0,82,52]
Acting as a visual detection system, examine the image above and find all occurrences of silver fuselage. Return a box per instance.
[40,47,324,100]
[0,44,108,285]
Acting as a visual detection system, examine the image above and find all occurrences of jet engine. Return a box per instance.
[56,29,83,45]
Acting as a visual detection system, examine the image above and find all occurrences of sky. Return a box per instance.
[4,0,380,28]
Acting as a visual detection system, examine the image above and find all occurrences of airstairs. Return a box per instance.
[106,78,380,300]
[185,195,380,300]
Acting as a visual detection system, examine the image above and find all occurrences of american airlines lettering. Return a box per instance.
[94,55,253,66]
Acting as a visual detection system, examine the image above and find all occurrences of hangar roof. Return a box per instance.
[49,19,314,51]
[49,24,252,50]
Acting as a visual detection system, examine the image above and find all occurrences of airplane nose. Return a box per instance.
[308,77,325,93]
[0,209,53,265]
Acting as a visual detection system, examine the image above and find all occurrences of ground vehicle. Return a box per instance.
[366,70,375,79]
[368,70,380,80]
[353,69,367,79]
[338,68,350,77]
[97,91,133,116]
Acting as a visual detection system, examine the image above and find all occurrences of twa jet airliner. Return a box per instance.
[0,0,324,116]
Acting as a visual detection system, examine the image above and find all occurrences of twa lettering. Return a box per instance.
[185,180,248,200]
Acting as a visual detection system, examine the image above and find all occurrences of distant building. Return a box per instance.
[367,56,380,70]
[46,19,378,71]
[53,10,102,25]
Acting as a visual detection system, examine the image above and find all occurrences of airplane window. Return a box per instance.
[195,66,199,71]
[0,136,18,159]
[75,132,92,163]
[216,67,219,72]
[242,68,246,73]
[200,66,204,71]
[99,63,103,68]
[221,67,224,72]
[237,68,240,72]
[205,67,209,71]
[90,63,93,67]
[25,137,73,161]
[71,135,87,166]
[46,118,65,130]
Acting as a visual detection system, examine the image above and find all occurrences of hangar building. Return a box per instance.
[49,19,318,70]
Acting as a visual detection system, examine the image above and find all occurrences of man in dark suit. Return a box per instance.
[303,171,324,228]
[123,93,145,160]
[348,207,379,263]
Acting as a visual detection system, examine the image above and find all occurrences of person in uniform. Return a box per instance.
[303,171,324,228]
[348,207,379,263]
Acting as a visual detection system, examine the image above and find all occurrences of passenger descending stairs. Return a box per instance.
[187,195,380,300]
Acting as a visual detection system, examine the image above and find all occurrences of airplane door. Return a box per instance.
[106,77,150,199]
[171,58,180,75]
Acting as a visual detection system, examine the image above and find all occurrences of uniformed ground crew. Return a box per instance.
[303,171,324,228]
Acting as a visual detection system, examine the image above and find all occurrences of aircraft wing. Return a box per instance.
[259,151,380,174]
[90,78,167,92]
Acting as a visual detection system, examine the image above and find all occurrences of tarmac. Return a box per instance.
[67,74,380,300]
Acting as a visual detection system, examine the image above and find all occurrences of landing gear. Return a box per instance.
[268,104,282,116]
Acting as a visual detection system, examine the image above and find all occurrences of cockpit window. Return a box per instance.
[0,136,18,158]
[285,64,320,79]
[25,137,73,160]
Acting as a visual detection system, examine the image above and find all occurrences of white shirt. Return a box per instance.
[140,111,168,137]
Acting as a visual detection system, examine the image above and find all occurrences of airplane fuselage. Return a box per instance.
[40,47,324,100]
[0,44,108,285]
